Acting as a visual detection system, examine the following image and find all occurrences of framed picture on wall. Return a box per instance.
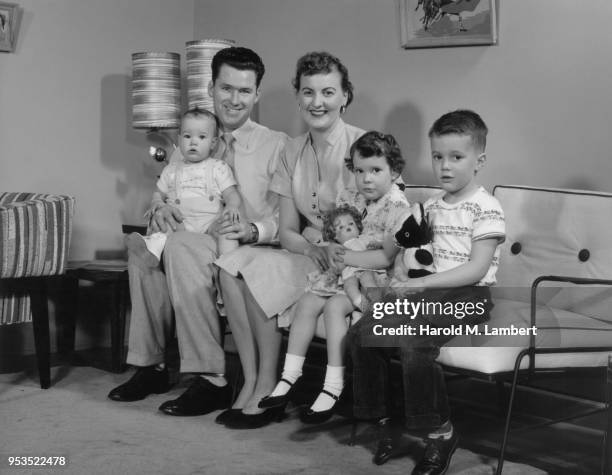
[0,1,22,53]
[399,0,497,49]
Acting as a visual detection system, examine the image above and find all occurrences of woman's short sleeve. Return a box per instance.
[269,146,294,198]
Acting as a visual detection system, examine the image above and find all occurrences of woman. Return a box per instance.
[215,51,365,429]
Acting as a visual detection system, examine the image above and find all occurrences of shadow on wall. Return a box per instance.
[99,74,162,233]
[384,102,434,186]
[345,92,380,133]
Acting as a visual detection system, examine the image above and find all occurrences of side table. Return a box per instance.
[63,260,129,373]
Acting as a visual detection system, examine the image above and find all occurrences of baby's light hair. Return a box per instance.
[428,109,488,152]
[182,107,221,137]
[322,205,364,242]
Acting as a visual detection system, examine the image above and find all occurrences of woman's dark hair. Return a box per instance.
[322,205,363,242]
[211,47,265,87]
[292,51,354,107]
[345,131,405,175]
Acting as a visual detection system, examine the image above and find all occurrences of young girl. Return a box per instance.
[258,131,411,423]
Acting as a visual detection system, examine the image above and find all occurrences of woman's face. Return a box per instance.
[297,68,347,133]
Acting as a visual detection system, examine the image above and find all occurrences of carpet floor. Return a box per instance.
[0,365,548,475]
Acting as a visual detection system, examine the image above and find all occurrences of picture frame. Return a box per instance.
[0,1,22,53]
[399,0,497,49]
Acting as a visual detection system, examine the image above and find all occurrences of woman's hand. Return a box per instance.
[150,204,183,233]
[304,245,331,271]
[325,243,346,268]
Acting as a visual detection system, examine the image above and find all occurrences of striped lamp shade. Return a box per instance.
[186,39,235,112]
[131,52,182,129]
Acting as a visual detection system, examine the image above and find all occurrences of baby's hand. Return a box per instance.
[223,206,241,224]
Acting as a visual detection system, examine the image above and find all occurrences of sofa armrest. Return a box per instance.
[529,274,612,350]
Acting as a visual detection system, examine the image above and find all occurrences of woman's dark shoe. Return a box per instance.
[108,366,171,402]
[373,418,401,465]
[258,378,294,409]
[299,390,339,424]
[214,408,242,425]
[224,406,286,429]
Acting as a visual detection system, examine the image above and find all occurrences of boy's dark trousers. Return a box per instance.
[347,286,491,431]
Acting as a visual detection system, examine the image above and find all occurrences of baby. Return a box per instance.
[307,205,379,310]
[127,107,243,265]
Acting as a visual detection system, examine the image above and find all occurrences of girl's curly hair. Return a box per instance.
[322,205,364,242]
[345,130,405,175]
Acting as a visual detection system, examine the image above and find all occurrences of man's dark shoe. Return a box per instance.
[411,431,458,475]
[373,418,401,465]
[159,377,231,416]
[108,366,171,402]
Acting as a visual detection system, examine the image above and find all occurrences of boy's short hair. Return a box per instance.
[292,51,354,108]
[182,107,221,136]
[345,131,405,175]
[428,109,488,152]
[211,47,265,87]
[322,205,364,242]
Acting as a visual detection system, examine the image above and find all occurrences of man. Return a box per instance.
[108,47,287,417]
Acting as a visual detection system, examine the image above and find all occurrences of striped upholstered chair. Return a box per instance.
[0,192,75,388]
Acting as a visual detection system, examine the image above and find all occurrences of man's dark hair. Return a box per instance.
[211,47,265,87]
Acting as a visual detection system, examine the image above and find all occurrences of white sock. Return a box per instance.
[154,363,166,371]
[144,232,167,261]
[310,365,344,412]
[201,374,227,387]
[269,353,305,397]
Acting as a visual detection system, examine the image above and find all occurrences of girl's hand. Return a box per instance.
[304,245,330,271]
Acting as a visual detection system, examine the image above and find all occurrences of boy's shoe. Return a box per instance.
[108,366,171,402]
[411,430,458,475]
[373,418,401,465]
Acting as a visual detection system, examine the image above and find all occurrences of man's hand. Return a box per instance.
[150,204,184,233]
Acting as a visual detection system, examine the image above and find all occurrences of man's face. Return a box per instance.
[208,64,260,132]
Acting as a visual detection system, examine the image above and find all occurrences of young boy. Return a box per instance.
[127,107,244,265]
[348,110,505,475]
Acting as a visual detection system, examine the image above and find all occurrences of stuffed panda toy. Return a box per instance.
[393,202,435,280]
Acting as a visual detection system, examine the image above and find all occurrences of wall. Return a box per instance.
[194,0,612,191]
[0,0,195,261]
[0,0,194,360]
